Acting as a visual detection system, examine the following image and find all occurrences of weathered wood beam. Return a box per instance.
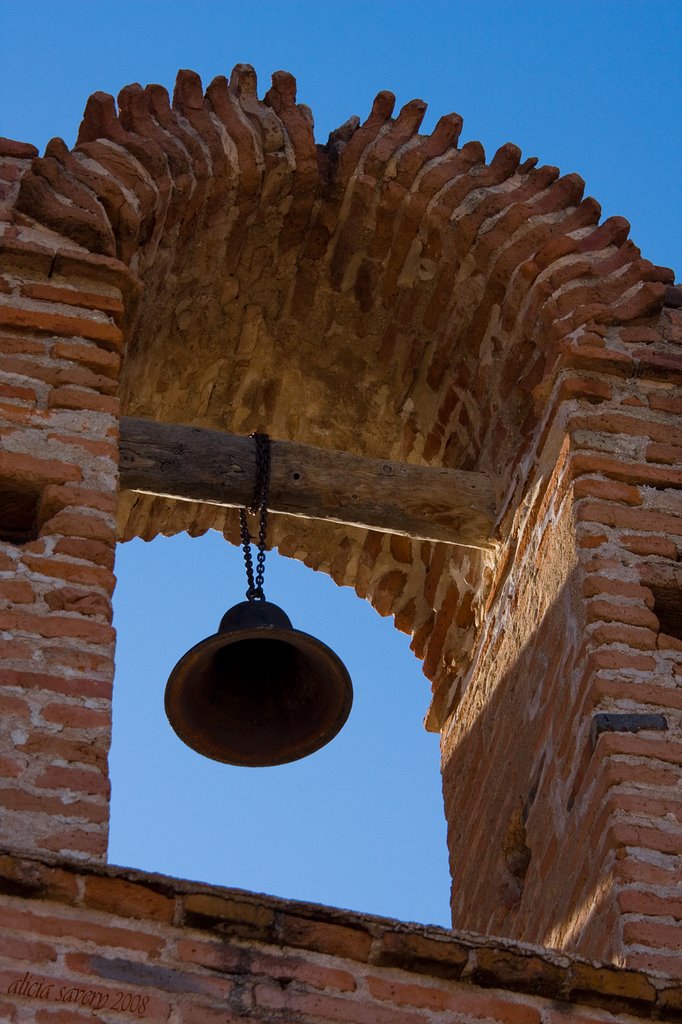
[118,417,498,549]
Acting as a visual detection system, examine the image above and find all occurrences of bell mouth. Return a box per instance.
[164,602,353,767]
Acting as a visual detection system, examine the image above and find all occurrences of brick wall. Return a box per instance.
[0,154,137,859]
[441,301,682,973]
[1,851,680,1023]
[0,62,680,998]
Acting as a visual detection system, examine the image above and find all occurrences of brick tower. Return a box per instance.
[0,66,680,1021]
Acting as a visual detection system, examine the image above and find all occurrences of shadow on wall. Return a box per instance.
[442,562,668,966]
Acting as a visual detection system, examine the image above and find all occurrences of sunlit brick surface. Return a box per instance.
[0,852,680,1023]
[0,62,680,1004]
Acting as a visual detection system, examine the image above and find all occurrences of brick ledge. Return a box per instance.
[0,846,680,1020]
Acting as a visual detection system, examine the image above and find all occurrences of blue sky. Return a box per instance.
[1,1,679,928]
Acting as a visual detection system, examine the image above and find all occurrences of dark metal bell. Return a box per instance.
[164,600,353,767]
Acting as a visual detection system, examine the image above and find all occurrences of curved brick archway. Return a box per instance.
[8,66,673,700]
[0,66,680,972]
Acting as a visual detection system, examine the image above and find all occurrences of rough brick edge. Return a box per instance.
[0,231,142,309]
[0,847,679,1019]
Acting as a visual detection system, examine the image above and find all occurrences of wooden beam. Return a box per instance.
[118,417,498,549]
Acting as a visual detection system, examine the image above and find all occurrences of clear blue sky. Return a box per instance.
[1,1,679,928]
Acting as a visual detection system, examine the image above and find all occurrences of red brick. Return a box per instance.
[183,892,274,933]
[0,755,24,778]
[277,913,373,961]
[618,889,682,919]
[20,281,124,319]
[574,478,642,505]
[622,918,682,948]
[0,551,18,571]
[0,855,79,903]
[598,732,682,766]
[577,501,682,536]
[15,733,109,769]
[544,1012,631,1024]
[588,649,656,673]
[53,537,115,570]
[0,692,30,718]
[0,138,38,158]
[40,702,110,729]
[621,533,679,558]
[0,382,37,403]
[0,788,107,823]
[40,829,108,856]
[68,950,235,1000]
[0,905,163,954]
[34,1012,106,1023]
[646,441,682,465]
[570,410,682,447]
[38,483,117,521]
[44,434,117,461]
[35,643,111,676]
[52,340,120,377]
[583,576,653,604]
[376,929,468,977]
[2,667,109,700]
[40,510,115,543]
[179,1006,244,1024]
[618,791,682,821]
[23,554,114,589]
[47,386,119,414]
[0,304,122,346]
[0,402,39,424]
[368,976,541,1022]
[649,393,682,414]
[0,608,114,644]
[658,636,682,657]
[0,636,32,661]
[176,938,356,992]
[0,580,35,604]
[83,876,174,923]
[594,677,682,711]
[612,822,682,856]
[0,353,117,393]
[589,622,658,650]
[0,1000,15,1023]
[0,333,47,356]
[255,983,426,1024]
[558,376,613,403]
[578,531,608,549]
[0,933,57,964]
[0,449,81,486]
[615,856,681,888]
[35,765,110,797]
[626,952,682,975]
[585,598,659,630]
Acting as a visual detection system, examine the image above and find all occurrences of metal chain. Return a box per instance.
[240,433,271,601]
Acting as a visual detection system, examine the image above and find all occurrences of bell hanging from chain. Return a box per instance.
[164,433,353,767]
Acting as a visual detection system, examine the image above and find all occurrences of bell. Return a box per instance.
[164,600,353,767]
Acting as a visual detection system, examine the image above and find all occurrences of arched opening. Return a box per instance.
[109,532,452,924]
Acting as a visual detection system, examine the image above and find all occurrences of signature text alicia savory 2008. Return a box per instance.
[7,971,149,1016]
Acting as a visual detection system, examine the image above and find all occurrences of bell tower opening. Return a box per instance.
[109,531,453,926]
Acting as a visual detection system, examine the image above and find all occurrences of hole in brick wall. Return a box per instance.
[651,585,682,641]
[0,479,41,544]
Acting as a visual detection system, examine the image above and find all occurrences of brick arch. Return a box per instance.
[9,65,671,706]
[2,66,680,969]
